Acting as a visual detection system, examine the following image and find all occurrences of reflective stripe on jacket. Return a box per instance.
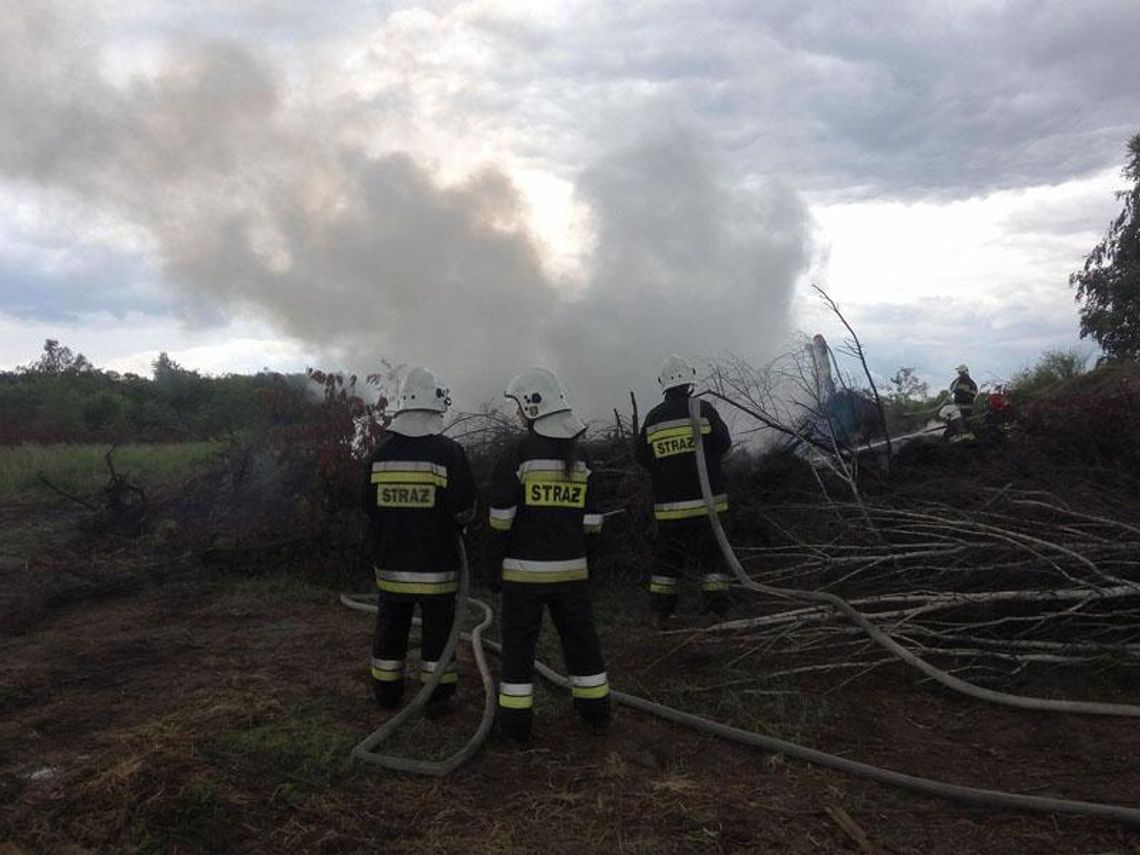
[636,391,731,521]
[362,432,476,579]
[488,432,601,583]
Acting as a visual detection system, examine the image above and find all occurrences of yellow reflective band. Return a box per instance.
[376,484,436,508]
[521,469,588,484]
[371,668,404,682]
[376,579,458,595]
[502,568,588,584]
[523,479,586,508]
[498,693,534,709]
[571,683,610,700]
[422,672,459,684]
[654,500,728,520]
[489,516,513,531]
[649,582,676,594]
[701,581,730,591]
[371,471,448,487]
[647,424,711,443]
[583,523,602,534]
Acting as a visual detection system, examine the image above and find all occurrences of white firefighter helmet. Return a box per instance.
[504,367,585,439]
[389,366,450,436]
[956,364,970,374]
[658,354,696,392]
[396,366,450,413]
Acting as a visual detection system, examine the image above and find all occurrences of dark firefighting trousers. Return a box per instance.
[649,517,732,617]
[497,581,611,740]
[371,592,457,708]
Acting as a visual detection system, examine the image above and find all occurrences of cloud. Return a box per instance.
[822,296,1089,391]
[0,2,813,417]
[8,0,1131,420]
[0,248,167,322]
[411,0,1140,200]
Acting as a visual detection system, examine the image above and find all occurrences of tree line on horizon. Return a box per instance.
[0,341,319,444]
[3,131,1136,446]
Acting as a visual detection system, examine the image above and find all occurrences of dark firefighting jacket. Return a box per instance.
[636,390,731,521]
[950,374,978,406]
[362,432,476,595]
[487,431,602,584]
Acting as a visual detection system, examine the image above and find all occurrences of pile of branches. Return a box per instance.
[706,487,1140,686]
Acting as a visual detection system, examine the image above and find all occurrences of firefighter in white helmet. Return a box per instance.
[362,367,476,716]
[950,364,978,418]
[636,355,733,625]
[487,367,610,742]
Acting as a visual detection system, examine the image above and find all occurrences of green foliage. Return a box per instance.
[271,369,389,513]
[1,339,313,444]
[20,338,93,375]
[1007,348,1089,402]
[887,366,929,404]
[0,442,222,497]
[1071,132,1140,359]
[884,366,933,422]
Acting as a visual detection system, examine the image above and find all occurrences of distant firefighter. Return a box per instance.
[636,355,733,626]
[950,364,979,418]
[362,367,476,717]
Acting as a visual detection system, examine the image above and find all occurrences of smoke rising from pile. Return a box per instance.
[0,5,812,419]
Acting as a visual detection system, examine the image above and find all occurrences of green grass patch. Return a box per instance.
[201,573,337,611]
[215,701,356,779]
[0,441,222,498]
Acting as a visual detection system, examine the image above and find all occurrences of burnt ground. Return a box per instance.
[3,499,1140,854]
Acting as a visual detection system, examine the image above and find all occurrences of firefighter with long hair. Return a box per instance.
[487,367,610,743]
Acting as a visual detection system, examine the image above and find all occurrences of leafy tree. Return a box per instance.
[1071,132,1140,359]
[887,367,929,405]
[21,339,92,375]
[1007,348,1089,402]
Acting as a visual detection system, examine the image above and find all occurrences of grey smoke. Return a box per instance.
[548,131,811,415]
[0,3,812,419]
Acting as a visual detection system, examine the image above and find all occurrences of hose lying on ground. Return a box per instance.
[342,589,1140,825]
[686,396,1140,718]
[343,539,497,776]
[340,408,1140,824]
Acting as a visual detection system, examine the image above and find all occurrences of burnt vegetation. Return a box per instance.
[4,338,1140,852]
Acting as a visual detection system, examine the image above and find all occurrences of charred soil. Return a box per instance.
[2,529,1140,852]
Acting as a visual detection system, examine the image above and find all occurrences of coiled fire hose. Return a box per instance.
[339,406,1140,825]
[342,539,497,775]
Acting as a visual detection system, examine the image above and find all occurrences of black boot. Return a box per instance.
[374,679,404,710]
[425,683,459,719]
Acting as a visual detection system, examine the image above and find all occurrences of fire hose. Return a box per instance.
[686,395,1140,718]
[339,402,1140,825]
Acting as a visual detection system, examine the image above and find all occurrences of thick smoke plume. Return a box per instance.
[1,4,813,420]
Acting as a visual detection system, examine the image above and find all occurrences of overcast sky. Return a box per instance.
[1,0,1137,417]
